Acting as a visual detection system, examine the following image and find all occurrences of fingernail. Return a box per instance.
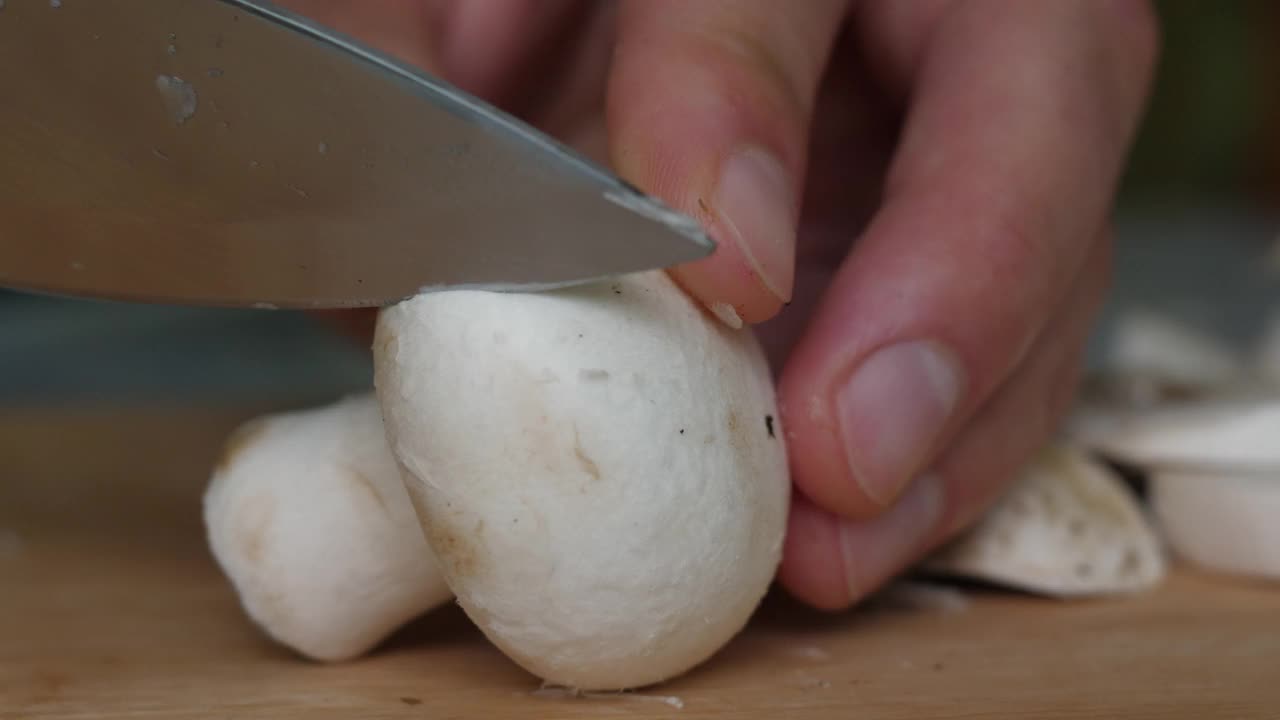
[839,474,944,599]
[713,146,796,303]
[836,341,963,506]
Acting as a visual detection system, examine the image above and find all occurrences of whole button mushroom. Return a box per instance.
[373,270,790,690]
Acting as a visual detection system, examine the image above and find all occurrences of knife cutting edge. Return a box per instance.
[0,0,715,309]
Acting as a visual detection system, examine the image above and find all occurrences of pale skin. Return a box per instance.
[297,0,1161,610]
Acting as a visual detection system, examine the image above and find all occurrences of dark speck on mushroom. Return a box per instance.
[765,415,775,438]
[679,428,685,435]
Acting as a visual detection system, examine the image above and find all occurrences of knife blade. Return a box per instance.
[0,0,714,309]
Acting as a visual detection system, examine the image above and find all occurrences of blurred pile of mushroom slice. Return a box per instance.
[921,307,1280,599]
[1065,308,1280,583]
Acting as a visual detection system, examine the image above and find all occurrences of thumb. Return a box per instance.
[607,0,849,326]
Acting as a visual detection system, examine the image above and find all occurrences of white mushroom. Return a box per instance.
[1081,396,1280,582]
[1150,470,1280,582]
[1087,399,1280,468]
[203,394,452,662]
[1103,308,1244,393]
[373,270,790,690]
[1063,310,1248,451]
[922,444,1167,597]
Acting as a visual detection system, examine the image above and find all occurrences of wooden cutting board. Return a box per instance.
[2,406,1278,719]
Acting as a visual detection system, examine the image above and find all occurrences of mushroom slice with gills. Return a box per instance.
[373,269,790,691]
[1087,398,1280,469]
[1087,396,1280,582]
[203,393,453,662]
[1065,309,1248,452]
[1150,468,1280,582]
[921,444,1167,597]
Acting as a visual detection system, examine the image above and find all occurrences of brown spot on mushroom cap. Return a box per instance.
[726,406,750,453]
[235,493,275,567]
[425,516,487,580]
[345,467,390,516]
[405,481,487,580]
[376,325,398,358]
[572,426,602,483]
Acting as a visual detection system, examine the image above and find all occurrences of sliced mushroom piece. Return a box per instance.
[1150,470,1280,582]
[1082,395,1280,582]
[1087,399,1280,469]
[922,444,1167,597]
[1103,309,1244,392]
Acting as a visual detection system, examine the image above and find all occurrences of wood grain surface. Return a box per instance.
[2,407,1278,719]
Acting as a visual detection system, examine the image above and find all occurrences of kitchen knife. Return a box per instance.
[0,0,715,309]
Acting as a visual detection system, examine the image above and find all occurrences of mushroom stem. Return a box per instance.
[203,394,452,662]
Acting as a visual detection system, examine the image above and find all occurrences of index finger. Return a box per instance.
[780,0,1160,520]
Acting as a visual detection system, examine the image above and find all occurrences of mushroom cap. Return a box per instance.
[203,394,452,662]
[374,270,790,690]
[1088,399,1280,468]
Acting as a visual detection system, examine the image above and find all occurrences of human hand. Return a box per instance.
[290,0,1160,610]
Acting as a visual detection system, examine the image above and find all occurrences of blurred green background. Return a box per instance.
[2,1,1278,408]
[1121,0,1277,207]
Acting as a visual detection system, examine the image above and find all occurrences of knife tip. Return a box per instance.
[603,187,716,257]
